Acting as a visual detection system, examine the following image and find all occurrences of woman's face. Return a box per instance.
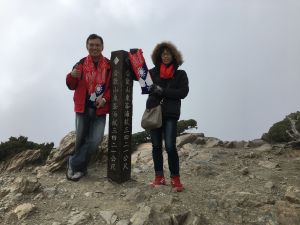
[161,49,173,65]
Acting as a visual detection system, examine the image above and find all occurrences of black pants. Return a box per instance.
[150,118,179,177]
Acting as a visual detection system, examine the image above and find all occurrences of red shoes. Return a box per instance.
[150,175,166,187]
[150,175,184,192]
[171,176,184,192]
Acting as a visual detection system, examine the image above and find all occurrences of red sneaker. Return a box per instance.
[150,176,166,187]
[171,176,184,192]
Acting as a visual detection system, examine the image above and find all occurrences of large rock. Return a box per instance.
[45,131,108,172]
[176,133,199,147]
[11,177,40,194]
[132,143,152,166]
[204,137,223,148]
[45,131,76,172]
[1,149,42,172]
[13,203,36,220]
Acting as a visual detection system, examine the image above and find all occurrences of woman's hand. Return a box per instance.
[150,84,164,96]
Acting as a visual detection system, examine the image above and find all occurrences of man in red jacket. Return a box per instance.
[66,34,111,181]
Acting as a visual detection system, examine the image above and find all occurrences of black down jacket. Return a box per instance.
[147,66,189,120]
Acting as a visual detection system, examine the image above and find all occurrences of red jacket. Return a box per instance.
[66,56,111,116]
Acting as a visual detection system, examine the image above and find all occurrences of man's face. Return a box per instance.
[86,38,103,58]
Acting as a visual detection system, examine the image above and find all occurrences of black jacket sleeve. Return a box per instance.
[163,70,189,100]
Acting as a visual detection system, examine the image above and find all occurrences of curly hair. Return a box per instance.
[151,41,183,66]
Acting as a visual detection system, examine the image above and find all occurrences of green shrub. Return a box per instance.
[131,131,150,149]
[177,119,198,136]
[265,111,300,143]
[267,119,292,143]
[289,111,300,120]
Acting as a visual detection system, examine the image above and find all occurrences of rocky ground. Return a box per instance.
[0,133,300,225]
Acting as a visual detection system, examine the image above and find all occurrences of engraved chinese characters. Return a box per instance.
[108,51,133,183]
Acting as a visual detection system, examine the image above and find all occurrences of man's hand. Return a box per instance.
[70,68,82,78]
[96,97,106,108]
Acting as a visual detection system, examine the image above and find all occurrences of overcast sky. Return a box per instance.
[0,0,300,146]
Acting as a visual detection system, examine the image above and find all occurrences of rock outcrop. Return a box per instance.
[0,132,299,224]
[45,131,108,172]
[0,149,42,172]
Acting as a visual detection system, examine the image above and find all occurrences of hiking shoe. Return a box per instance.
[150,176,166,187]
[71,172,85,181]
[66,158,74,180]
[171,176,184,192]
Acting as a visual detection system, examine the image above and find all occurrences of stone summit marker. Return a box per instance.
[108,50,134,183]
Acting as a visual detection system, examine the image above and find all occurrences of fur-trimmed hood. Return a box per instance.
[151,41,183,66]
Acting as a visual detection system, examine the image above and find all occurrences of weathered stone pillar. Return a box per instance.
[108,50,133,183]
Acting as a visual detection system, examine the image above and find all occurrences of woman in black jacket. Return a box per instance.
[147,42,189,192]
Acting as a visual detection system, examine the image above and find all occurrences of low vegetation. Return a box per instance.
[0,136,54,162]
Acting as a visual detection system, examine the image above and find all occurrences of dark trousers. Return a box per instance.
[150,118,179,177]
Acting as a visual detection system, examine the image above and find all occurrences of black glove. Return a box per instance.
[150,84,164,96]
